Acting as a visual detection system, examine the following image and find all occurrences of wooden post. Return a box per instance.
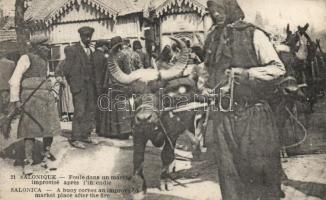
[15,0,28,54]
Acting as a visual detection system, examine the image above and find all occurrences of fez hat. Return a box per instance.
[110,36,123,47]
[133,40,142,50]
[78,26,94,35]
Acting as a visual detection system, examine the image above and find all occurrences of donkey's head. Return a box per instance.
[283,23,317,61]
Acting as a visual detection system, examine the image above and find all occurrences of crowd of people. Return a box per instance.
[3,0,318,199]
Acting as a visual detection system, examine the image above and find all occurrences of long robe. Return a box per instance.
[99,52,133,138]
[204,21,285,200]
[9,54,61,138]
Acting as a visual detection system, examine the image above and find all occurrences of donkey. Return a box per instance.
[315,39,326,96]
[273,24,316,156]
[280,23,324,111]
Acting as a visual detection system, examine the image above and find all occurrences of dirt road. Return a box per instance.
[0,130,325,200]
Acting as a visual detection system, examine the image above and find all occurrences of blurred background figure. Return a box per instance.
[190,44,205,65]
[99,36,133,140]
[122,38,140,71]
[93,40,110,136]
[157,45,174,70]
[0,51,16,141]
[54,60,74,122]
[171,42,181,64]
[133,40,151,69]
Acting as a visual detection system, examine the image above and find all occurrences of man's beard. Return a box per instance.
[82,40,91,47]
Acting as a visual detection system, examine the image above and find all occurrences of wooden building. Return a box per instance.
[0,16,22,65]
[24,0,213,116]
[25,0,213,64]
[24,0,149,114]
[25,0,147,68]
[145,0,212,49]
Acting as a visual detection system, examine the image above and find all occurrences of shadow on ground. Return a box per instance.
[0,139,44,166]
[112,143,219,199]
[284,179,326,199]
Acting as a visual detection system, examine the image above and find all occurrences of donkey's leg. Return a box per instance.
[160,135,178,191]
[132,130,148,195]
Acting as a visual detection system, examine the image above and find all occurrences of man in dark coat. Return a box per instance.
[203,0,286,199]
[63,26,98,149]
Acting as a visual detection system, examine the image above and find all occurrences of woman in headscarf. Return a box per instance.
[100,36,133,140]
[203,0,286,199]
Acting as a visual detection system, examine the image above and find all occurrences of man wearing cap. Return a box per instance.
[202,0,286,199]
[63,26,98,149]
[8,36,61,174]
[133,40,151,69]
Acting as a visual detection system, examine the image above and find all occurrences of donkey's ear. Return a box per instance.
[303,23,309,31]
[286,24,292,34]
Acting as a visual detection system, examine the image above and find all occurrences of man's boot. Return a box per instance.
[23,159,33,175]
[23,139,34,175]
[41,146,57,170]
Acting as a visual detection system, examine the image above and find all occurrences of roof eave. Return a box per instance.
[154,0,206,18]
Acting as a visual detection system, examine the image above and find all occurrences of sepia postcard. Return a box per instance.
[0,0,325,199]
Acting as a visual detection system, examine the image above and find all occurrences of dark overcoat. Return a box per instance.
[63,43,96,140]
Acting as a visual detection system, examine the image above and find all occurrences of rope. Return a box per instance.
[283,105,308,149]
[158,118,175,151]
